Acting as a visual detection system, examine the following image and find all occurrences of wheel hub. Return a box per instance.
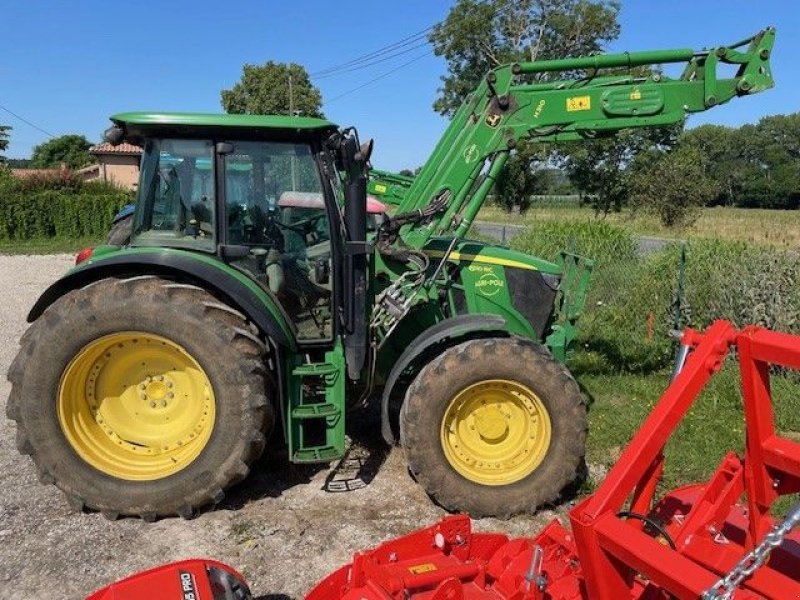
[58,332,216,481]
[473,406,509,441]
[440,379,552,486]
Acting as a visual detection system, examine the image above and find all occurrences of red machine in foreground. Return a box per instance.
[86,559,251,600]
[88,321,800,600]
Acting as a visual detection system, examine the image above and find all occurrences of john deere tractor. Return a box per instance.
[7,30,774,519]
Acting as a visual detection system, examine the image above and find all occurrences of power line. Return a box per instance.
[311,24,436,77]
[0,103,55,138]
[314,40,431,80]
[315,3,522,97]
[324,51,433,105]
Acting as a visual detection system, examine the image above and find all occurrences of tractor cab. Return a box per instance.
[107,112,369,342]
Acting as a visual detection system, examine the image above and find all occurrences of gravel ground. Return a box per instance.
[0,254,559,600]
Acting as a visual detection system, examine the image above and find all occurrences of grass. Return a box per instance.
[574,354,800,497]
[0,236,102,255]
[478,202,800,249]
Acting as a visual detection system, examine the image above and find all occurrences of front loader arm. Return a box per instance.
[396,28,776,249]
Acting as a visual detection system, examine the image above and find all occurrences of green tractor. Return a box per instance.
[7,30,774,520]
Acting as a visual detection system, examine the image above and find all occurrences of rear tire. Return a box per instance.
[7,276,274,519]
[400,337,586,518]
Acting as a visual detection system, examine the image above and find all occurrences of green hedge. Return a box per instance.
[0,172,131,240]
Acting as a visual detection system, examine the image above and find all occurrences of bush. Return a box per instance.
[675,239,800,334]
[0,172,131,240]
[509,219,638,266]
[511,222,800,373]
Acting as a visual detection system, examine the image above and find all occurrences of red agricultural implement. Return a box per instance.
[87,320,800,600]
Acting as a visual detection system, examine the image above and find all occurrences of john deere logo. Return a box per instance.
[485,113,502,128]
[476,271,504,297]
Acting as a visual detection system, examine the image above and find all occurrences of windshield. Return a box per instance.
[132,138,215,251]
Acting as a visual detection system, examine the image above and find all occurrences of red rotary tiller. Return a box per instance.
[88,321,800,600]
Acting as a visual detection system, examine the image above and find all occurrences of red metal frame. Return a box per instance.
[569,321,800,599]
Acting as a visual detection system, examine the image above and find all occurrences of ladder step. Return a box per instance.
[292,363,338,377]
[292,446,342,463]
[291,403,340,419]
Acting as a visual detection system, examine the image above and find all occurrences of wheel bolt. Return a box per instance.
[167,392,174,399]
[150,401,157,408]
[160,400,167,407]
[140,393,146,400]
[167,382,173,389]
[139,383,146,390]
[156,375,164,381]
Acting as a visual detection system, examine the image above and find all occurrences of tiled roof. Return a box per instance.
[90,142,142,155]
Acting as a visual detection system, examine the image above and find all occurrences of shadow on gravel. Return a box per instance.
[253,594,293,600]
[220,402,390,511]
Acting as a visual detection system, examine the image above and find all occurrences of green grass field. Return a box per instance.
[479,201,800,249]
[576,359,800,498]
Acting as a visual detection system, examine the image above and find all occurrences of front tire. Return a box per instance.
[400,337,586,518]
[7,276,274,519]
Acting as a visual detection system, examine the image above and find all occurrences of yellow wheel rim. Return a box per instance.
[58,332,216,481]
[440,379,551,486]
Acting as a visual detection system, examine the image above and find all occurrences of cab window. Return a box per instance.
[132,139,215,251]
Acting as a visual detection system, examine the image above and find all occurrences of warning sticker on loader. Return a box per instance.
[566,95,591,112]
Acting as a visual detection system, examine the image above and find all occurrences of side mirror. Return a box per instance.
[356,139,374,164]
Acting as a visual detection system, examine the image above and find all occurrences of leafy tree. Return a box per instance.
[430,0,620,212]
[556,125,680,215]
[677,115,800,210]
[31,134,92,169]
[679,124,756,207]
[494,141,553,211]
[0,124,10,159]
[221,61,323,117]
[5,158,31,168]
[630,146,718,228]
[430,0,621,117]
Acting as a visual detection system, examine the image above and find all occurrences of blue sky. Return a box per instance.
[1,1,796,171]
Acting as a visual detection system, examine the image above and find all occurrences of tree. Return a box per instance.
[629,146,718,228]
[31,134,92,169]
[557,124,681,215]
[430,0,621,117]
[679,125,748,206]
[678,115,800,210]
[0,124,10,160]
[429,0,621,212]
[494,141,552,211]
[221,61,324,117]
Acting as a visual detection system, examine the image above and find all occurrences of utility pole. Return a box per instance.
[288,73,297,189]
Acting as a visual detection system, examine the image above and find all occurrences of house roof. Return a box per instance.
[90,142,142,155]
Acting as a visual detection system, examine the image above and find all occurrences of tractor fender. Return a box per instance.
[380,314,508,444]
[28,251,296,351]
